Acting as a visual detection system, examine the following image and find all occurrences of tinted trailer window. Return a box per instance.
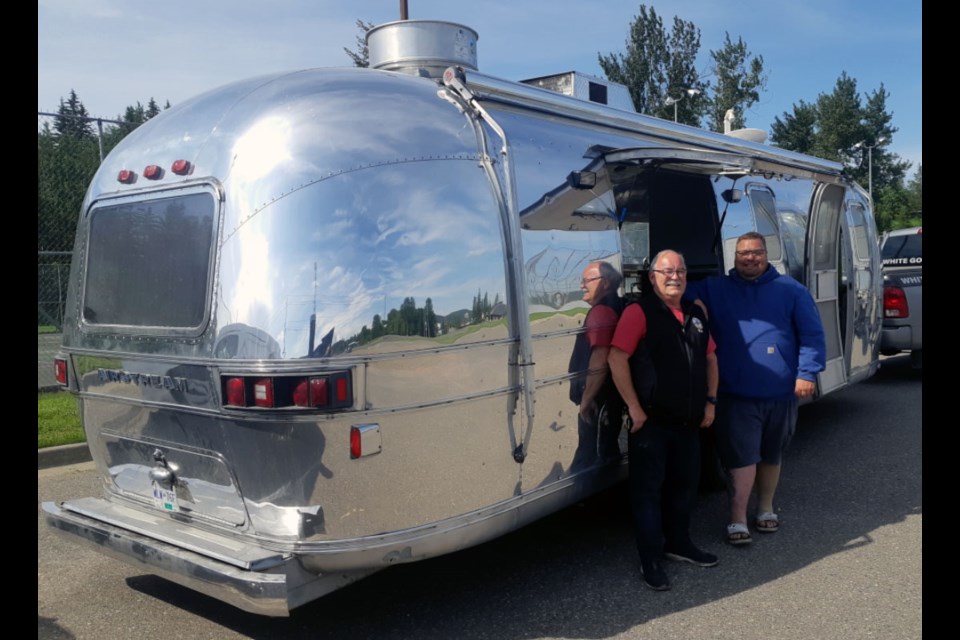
[82,190,217,330]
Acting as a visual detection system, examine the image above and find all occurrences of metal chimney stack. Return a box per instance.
[367,20,478,78]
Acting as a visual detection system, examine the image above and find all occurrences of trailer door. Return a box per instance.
[808,183,847,395]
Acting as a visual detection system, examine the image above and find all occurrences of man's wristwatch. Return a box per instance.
[706,396,718,405]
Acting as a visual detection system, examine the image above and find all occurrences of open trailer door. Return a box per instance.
[807,183,848,396]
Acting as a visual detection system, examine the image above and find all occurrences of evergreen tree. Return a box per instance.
[145,98,161,119]
[769,72,913,233]
[859,85,910,188]
[770,100,818,154]
[53,90,94,140]
[906,164,922,216]
[39,92,173,255]
[598,5,669,116]
[660,16,708,124]
[344,19,374,68]
[424,298,437,338]
[811,72,863,162]
[122,102,146,125]
[600,7,762,128]
[707,33,767,132]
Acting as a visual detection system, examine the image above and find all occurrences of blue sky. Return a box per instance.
[38,0,921,175]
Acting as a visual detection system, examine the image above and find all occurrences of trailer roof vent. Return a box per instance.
[367,20,478,78]
[520,71,635,112]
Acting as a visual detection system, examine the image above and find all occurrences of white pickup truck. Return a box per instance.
[880,226,922,367]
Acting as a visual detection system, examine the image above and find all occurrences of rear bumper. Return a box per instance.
[41,499,375,617]
[881,325,919,353]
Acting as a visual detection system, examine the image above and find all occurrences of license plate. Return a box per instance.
[152,482,179,512]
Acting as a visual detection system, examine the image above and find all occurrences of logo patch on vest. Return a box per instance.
[692,317,704,333]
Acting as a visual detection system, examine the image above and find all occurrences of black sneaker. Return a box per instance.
[639,559,671,591]
[665,546,719,568]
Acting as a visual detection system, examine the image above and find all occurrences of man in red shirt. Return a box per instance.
[608,250,719,591]
[569,261,623,470]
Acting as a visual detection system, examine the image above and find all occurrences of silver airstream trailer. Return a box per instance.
[43,21,883,616]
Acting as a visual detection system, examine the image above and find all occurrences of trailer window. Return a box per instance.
[747,186,782,262]
[83,191,216,330]
[846,202,871,262]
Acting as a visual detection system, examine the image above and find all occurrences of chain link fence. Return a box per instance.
[38,112,139,389]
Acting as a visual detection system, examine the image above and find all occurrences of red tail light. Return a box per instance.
[224,377,246,406]
[335,376,349,403]
[171,159,191,175]
[350,427,362,459]
[54,357,68,385]
[883,286,909,318]
[293,377,329,407]
[222,371,352,410]
[253,378,275,407]
[117,169,137,184]
[350,424,382,459]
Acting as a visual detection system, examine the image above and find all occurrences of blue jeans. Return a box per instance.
[628,421,701,561]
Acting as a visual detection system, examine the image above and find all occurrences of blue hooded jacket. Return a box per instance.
[685,266,826,400]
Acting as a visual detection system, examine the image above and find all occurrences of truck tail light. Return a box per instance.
[222,371,353,411]
[883,286,909,318]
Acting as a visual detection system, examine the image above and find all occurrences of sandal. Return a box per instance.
[756,511,779,533]
[727,522,752,545]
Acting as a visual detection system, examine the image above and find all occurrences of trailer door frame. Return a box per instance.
[807,183,847,395]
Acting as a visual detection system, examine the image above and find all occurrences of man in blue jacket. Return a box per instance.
[686,232,826,545]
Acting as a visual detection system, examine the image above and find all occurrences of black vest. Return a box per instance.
[628,296,710,425]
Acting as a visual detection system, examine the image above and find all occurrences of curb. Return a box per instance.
[38,443,92,470]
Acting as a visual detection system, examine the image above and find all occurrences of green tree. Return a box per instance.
[39,90,100,252]
[662,16,708,124]
[706,33,767,132]
[873,184,913,232]
[599,6,707,124]
[770,100,818,154]
[769,73,913,232]
[38,127,98,252]
[599,7,762,128]
[810,72,863,162]
[101,96,167,154]
[423,298,437,338]
[145,98,161,119]
[39,92,173,253]
[598,6,669,117]
[344,19,374,68]
[858,84,910,188]
[905,164,922,215]
[53,89,94,140]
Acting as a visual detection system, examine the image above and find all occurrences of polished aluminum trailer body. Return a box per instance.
[43,21,883,616]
